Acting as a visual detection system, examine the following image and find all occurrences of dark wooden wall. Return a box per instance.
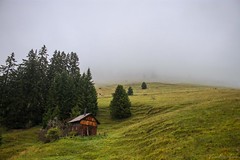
[70,116,98,136]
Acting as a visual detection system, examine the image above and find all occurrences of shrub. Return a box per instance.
[46,127,61,142]
[38,129,50,143]
[68,131,78,137]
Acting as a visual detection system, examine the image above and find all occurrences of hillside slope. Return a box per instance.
[1,83,240,159]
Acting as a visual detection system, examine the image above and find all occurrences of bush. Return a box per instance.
[68,131,78,137]
[38,129,49,143]
[46,127,61,142]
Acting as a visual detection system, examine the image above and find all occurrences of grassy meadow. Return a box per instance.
[1,82,240,159]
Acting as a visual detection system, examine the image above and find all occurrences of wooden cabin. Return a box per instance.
[68,113,100,136]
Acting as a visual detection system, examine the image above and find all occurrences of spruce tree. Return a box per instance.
[0,53,18,122]
[127,87,133,96]
[37,45,49,117]
[48,51,68,84]
[46,71,75,121]
[80,68,98,116]
[21,49,43,126]
[110,85,131,119]
[0,53,26,128]
[141,82,147,89]
[68,52,80,77]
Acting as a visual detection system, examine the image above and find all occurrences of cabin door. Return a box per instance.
[82,126,91,136]
[83,126,93,136]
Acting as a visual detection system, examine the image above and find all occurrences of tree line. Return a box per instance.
[0,45,98,129]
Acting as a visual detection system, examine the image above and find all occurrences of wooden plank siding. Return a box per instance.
[68,113,100,136]
[80,117,97,126]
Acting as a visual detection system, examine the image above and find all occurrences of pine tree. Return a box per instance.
[0,53,22,128]
[127,87,133,96]
[0,53,18,121]
[47,71,75,121]
[141,82,147,89]
[37,45,49,116]
[80,68,98,116]
[7,66,28,128]
[110,85,131,119]
[48,51,68,84]
[72,73,84,115]
[68,52,80,77]
[21,49,43,126]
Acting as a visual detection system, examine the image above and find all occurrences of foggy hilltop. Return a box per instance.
[0,0,240,88]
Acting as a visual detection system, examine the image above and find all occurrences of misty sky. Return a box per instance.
[0,0,240,87]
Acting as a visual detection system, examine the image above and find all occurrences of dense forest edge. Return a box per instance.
[0,45,98,129]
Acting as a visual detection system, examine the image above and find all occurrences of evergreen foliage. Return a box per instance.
[141,82,147,89]
[80,68,98,116]
[110,85,131,119]
[127,87,133,95]
[0,46,98,129]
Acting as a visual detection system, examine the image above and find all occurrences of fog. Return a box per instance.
[0,0,240,87]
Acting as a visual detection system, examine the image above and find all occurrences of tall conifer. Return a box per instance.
[110,85,131,119]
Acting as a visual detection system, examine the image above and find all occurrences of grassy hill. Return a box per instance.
[1,82,240,159]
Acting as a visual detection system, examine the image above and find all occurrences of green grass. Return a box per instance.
[1,82,240,159]
[0,126,40,160]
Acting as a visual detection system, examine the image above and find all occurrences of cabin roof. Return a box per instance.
[68,113,100,124]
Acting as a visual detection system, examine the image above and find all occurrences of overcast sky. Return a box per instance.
[0,0,240,87]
